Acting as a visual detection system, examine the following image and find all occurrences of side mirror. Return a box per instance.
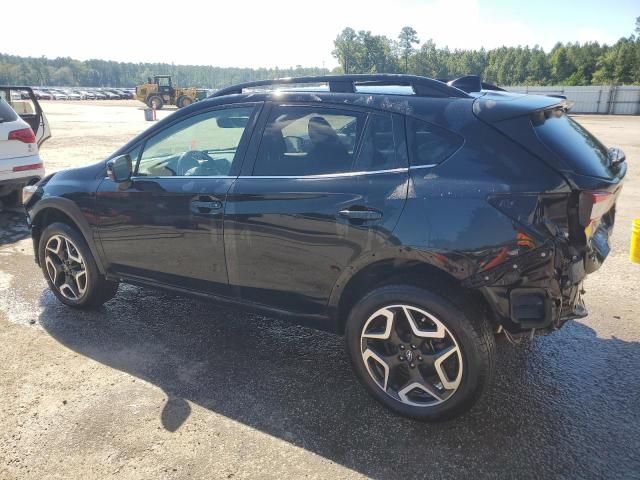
[107,154,132,183]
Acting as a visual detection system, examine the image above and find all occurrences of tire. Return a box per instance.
[147,95,164,110]
[345,284,495,421]
[38,222,119,309]
[176,95,193,108]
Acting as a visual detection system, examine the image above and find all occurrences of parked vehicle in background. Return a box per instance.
[49,90,68,100]
[100,90,120,100]
[114,89,133,99]
[33,90,53,100]
[63,90,82,100]
[28,87,137,101]
[0,86,50,205]
[23,74,625,421]
[78,90,95,100]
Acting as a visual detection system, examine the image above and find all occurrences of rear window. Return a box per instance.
[0,98,18,123]
[533,110,613,179]
[406,118,463,166]
[353,115,400,171]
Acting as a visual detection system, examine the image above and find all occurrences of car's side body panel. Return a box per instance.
[94,176,235,296]
[224,170,409,317]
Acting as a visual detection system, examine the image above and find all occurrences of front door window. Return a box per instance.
[136,106,256,177]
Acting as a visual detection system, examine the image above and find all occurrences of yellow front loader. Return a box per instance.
[134,75,200,109]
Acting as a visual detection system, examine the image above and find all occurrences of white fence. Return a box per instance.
[504,85,640,115]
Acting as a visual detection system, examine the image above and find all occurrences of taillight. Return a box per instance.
[579,191,615,236]
[8,127,36,144]
[13,162,43,172]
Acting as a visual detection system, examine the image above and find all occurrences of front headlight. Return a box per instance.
[22,184,39,205]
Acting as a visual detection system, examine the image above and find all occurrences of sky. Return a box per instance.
[1,0,637,68]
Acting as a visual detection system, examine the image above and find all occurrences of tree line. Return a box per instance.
[332,21,640,86]
[0,54,329,88]
[1,17,639,88]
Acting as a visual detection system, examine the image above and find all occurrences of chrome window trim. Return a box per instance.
[106,165,437,181]
[239,167,409,179]
[125,175,238,180]
[409,164,438,170]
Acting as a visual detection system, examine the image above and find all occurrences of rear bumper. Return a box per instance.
[0,153,44,191]
[464,242,590,332]
[0,170,43,196]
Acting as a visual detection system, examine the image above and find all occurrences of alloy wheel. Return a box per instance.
[44,234,88,301]
[360,304,463,407]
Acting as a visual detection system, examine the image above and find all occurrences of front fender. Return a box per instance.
[27,196,106,274]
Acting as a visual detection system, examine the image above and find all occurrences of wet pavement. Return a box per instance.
[1,206,639,479]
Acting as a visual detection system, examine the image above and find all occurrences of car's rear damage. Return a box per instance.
[461,92,626,334]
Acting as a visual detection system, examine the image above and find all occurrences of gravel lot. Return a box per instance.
[1,102,639,479]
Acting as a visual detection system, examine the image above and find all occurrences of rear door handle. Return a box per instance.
[191,197,223,215]
[338,208,383,221]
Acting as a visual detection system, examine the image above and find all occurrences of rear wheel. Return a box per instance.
[39,222,119,309]
[147,95,164,110]
[345,285,495,421]
[177,95,193,108]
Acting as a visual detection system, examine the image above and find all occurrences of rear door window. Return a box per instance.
[353,114,402,172]
[253,106,365,176]
[406,117,463,166]
[253,106,408,176]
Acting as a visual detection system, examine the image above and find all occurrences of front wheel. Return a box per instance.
[345,285,495,421]
[147,95,164,110]
[39,222,119,309]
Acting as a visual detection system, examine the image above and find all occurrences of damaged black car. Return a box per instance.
[23,75,625,420]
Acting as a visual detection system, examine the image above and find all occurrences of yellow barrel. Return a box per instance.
[631,218,640,264]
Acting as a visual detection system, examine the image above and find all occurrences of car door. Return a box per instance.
[0,87,51,147]
[95,103,261,295]
[224,103,409,316]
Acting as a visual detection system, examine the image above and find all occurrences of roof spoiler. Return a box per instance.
[443,75,506,93]
[474,92,574,122]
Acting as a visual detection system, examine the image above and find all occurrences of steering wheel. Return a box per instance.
[176,150,215,175]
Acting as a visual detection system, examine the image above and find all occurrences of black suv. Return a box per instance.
[23,75,625,420]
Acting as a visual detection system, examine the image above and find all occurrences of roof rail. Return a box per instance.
[209,74,470,99]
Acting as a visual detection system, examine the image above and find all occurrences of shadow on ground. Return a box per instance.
[0,209,29,246]
[36,283,640,479]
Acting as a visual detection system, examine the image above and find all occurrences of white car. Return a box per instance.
[63,90,82,100]
[0,87,51,206]
[50,90,68,100]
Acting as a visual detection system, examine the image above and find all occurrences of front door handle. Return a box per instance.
[191,197,223,215]
[338,208,383,221]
